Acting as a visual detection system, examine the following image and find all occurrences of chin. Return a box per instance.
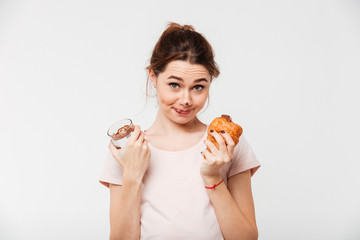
[174,117,193,124]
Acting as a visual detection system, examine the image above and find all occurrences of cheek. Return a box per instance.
[194,91,209,105]
[157,89,177,105]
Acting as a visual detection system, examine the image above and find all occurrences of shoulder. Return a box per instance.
[228,134,261,177]
[232,135,255,158]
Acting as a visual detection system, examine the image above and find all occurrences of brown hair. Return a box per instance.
[146,22,220,95]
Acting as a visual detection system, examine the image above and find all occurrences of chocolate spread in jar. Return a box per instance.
[112,124,135,141]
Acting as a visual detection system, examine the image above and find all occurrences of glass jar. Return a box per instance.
[107,119,134,149]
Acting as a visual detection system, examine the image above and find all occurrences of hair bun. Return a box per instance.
[167,22,195,32]
[182,25,194,31]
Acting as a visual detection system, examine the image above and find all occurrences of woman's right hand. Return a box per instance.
[109,125,151,181]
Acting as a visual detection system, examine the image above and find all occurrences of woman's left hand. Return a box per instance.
[200,130,236,179]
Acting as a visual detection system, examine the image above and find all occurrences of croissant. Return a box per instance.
[207,114,243,149]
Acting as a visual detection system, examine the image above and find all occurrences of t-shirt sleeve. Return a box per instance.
[98,151,123,188]
[227,134,261,178]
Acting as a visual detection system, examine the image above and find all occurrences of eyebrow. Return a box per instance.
[167,75,209,83]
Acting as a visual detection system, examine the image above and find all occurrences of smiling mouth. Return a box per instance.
[173,107,193,115]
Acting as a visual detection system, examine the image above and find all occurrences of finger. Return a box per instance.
[108,141,124,168]
[201,150,215,164]
[137,131,146,143]
[127,125,141,144]
[204,139,219,155]
[220,131,236,154]
[209,130,227,152]
[142,138,149,148]
[109,141,120,154]
[142,139,151,159]
[143,139,150,152]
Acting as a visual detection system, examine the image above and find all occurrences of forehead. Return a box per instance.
[162,60,210,79]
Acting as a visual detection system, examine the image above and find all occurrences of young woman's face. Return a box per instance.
[150,60,211,125]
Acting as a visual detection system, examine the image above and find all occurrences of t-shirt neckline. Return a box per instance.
[146,125,208,154]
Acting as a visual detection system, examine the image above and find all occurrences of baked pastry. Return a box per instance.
[206,114,243,149]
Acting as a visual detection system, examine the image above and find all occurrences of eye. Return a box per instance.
[193,85,204,91]
[169,83,179,89]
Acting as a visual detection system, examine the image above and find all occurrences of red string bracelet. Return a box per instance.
[205,179,224,189]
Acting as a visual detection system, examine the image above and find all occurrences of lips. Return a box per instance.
[173,107,192,115]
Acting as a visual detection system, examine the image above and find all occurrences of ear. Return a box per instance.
[149,69,157,88]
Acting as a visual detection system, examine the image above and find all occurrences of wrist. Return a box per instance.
[123,171,144,185]
[202,174,222,187]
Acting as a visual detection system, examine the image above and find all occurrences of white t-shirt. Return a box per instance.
[99,130,260,239]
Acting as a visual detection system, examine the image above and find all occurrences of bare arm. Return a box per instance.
[201,130,258,239]
[109,175,142,240]
[202,170,258,240]
[107,125,150,240]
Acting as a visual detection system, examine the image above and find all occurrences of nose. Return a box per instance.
[180,90,192,106]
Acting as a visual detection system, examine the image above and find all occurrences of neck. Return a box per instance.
[148,110,205,137]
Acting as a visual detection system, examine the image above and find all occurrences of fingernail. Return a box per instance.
[221,130,225,134]
[210,129,214,133]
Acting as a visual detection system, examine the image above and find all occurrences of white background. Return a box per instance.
[1,0,359,239]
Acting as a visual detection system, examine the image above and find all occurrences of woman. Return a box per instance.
[99,22,261,240]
